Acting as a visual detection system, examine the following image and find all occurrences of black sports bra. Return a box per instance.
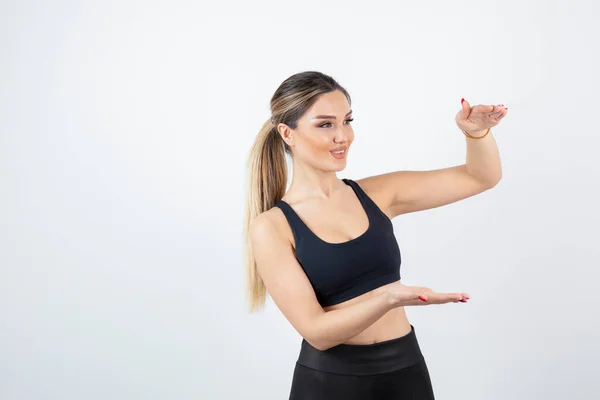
[274,178,401,307]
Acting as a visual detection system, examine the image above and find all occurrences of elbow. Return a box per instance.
[480,168,502,189]
[303,332,329,351]
[486,173,502,189]
[490,170,503,187]
[303,329,336,351]
[466,164,502,190]
[306,338,334,351]
[300,313,341,351]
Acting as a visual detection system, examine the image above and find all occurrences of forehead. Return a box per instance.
[306,91,350,116]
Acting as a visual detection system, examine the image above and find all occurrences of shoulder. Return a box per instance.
[349,175,396,218]
[249,205,293,247]
[249,206,298,279]
[353,174,393,194]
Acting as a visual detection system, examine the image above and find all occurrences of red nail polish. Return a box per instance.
[419,296,428,302]
[461,98,465,104]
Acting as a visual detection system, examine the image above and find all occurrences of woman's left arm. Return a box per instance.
[356,99,507,218]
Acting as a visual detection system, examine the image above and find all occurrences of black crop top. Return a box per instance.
[274,178,401,307]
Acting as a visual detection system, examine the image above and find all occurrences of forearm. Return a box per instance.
[464,130,502,186]
[308,292,395,351]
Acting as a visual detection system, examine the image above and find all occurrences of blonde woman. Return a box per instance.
[244,71,506,399]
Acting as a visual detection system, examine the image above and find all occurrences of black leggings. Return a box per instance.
[288,325,435,400]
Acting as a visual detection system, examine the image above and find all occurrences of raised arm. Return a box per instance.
[357,102,506,218]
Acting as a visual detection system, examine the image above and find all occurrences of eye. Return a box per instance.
[319,118,354,128]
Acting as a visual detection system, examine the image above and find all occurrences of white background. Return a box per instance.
[1,0,599,399]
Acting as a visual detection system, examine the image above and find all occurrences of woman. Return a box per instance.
[243,71,506,399]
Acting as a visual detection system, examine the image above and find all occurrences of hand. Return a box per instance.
[455,98,508,137]
[385,281,470,307]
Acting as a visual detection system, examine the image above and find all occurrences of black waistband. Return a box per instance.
[296,324,425,376]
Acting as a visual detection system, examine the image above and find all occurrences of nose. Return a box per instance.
[333,127,348,143]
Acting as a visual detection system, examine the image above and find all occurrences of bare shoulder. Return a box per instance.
[249,205,297,274]
[249,206,291,247]
[353,175,397,219]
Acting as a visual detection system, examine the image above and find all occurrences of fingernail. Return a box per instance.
[461,98,465,104]
[419,296,428,302]
[460,299,467,302]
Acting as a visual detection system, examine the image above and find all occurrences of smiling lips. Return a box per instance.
[330,147,347,159]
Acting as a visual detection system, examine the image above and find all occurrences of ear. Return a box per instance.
[277,124,295,147]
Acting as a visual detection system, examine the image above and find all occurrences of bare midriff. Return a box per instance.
[322,281,412,345]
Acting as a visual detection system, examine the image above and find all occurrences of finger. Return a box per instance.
[492,107,504,116]
[492,109,507,122]
[472,106,495,119]
[489,106,505,117]
[454,293,469,302]
[433,293,463,304]
[474,104,495,114]
[460,99,471,119]
[452,293,465,303]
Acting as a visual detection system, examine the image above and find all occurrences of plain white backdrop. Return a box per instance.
[1,0,599,399]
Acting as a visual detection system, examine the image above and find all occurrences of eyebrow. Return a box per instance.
[312,110,353,120]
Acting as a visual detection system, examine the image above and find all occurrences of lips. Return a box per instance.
[330,147,347,153]
[330,147,347,159]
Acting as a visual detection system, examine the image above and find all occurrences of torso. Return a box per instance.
[273,178,412,345]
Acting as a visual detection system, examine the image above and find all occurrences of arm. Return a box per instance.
[356,130,502,218]
[249,212,396,351]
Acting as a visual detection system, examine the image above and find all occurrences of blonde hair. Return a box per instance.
[243,71,352,312]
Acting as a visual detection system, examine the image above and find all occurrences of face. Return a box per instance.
[278,90,354,172]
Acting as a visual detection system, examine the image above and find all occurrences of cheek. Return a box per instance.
[302,135,331,153]
[297,129,354,157]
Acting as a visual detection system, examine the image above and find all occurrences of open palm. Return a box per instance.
[456,99,508,135]
[386,282,470,306]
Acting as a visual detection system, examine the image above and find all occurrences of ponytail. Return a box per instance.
[243,119,288,312]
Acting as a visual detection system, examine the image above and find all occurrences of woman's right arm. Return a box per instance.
[250,212,404,351]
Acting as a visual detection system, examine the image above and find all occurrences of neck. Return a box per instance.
[287,160,343,201]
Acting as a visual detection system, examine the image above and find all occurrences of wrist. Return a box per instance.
[462,127,491,139]
[466,130,486,136]
[383,290,401,309]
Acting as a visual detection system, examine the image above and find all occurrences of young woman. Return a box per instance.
[243,71,506,399]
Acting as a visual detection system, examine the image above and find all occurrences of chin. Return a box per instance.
[330,161,347,172]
